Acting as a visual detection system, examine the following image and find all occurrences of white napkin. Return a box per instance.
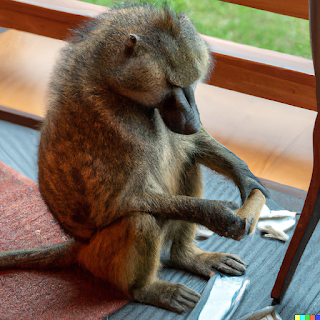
[198,276,249,320]
[257,204,296,241]
[186,274,249,320]
[195,205,296,242]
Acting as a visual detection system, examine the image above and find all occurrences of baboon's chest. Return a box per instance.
[136,109,197,195]
[149,134,195,195]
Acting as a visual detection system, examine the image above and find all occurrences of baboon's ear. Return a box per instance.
[125,34,138,55]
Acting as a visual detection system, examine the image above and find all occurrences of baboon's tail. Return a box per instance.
[0,239,80,270]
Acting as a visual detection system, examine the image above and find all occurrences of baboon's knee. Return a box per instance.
[77,214,161,294]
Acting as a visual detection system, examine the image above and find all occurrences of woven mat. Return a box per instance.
[0,160,128,320]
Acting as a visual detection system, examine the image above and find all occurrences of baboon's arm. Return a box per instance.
[129,189,265,240]
[195,127,271,203]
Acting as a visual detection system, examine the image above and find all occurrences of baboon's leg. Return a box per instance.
[169,221,247,277]
[169,164,254,277]
[195,126,271,203]
[77,213,200,313]
[169,190,265,277]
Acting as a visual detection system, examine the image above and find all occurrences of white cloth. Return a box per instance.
[195,205,296,242]
[199,276,249,320]
[257,205,296,241]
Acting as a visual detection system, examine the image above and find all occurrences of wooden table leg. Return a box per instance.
[271,0,320,303]
[271,115,320,302]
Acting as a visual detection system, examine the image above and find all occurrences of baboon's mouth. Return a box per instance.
[159,85,200,135]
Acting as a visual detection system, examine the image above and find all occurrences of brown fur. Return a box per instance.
[0,4,269,313]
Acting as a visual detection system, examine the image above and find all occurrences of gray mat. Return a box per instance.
[0,120,39,182]
[0,120,317,319]
[107,167,316,320]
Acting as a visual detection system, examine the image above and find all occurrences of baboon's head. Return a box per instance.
[68,3,212,135]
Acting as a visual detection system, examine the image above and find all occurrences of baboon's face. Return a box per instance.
[96,6,211,134]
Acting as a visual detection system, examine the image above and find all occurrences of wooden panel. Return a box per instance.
[0,0,107,40]
[207,52,316,111]
[202,35,316,111]
[219,0,309,20]
[0,0,316,110]
[0,105,43,130]
[259,178,307,200]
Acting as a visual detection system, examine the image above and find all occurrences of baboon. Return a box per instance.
[0,3,268,313]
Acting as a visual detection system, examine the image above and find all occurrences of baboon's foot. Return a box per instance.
[132,280,200,313]
[194,252,247,277]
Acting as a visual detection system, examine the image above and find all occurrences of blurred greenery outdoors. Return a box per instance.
[80,0,312,60]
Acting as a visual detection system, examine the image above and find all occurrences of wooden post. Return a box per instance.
[271,0,320,302]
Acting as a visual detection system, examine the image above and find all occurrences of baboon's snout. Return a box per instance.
[159,85,200,135]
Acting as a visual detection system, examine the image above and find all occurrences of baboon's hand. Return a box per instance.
[206,189,265,240]
[225,201,240,211]
[239,176,271,204]
[207,210,246,241]
[195,252,247,277]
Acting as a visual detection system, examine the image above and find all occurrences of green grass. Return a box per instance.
[80,0,312,59]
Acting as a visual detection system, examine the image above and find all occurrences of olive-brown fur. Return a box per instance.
[0,4,268,313]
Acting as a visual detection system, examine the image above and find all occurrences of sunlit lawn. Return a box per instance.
[80,0,311,60]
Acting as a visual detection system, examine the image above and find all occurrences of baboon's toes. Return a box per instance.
[132,281,200,313]
[215,253,247,276]
[166,284,201,313]
[197,252,247,277]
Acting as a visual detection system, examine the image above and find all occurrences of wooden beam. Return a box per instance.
[208,52,316,111]
[0,0,106,40]
[202,34,316,111]
[219,0,309,20]
[0,105,43,130]
[259,178,307,200]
